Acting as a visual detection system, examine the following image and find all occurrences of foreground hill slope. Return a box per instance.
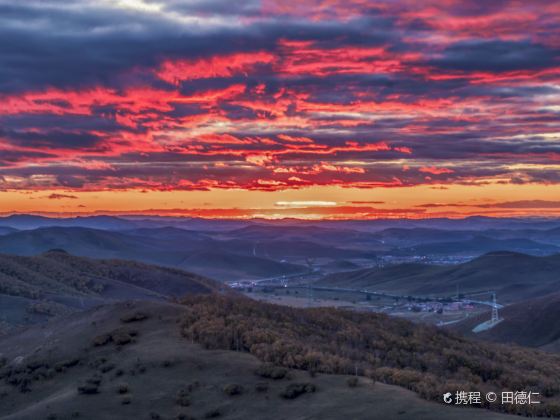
[0,251,219,332]
[320,251,560,303]
[180,295,560,417]
[0,300,517,420]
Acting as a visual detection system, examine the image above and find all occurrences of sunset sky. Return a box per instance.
[1,0,560,219]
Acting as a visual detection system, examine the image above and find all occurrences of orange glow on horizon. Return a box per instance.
[3,183,560,220]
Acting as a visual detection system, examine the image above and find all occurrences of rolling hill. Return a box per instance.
[183,295,560,416]
[0,299,535,419]
[0,227,307,281]
[371,227,476,246]
[176,250,305,281]
[453,291,560,350]
[224,224,385,249]
[319,251,560,303]
[397,236,559,256]
[0,227,17,236]
[0,250,220,332]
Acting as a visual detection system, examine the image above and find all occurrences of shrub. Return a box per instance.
[223,384,244,396]
[161,359,174,368]
[117,383,129,394]
[93,328,137,347]
[175,414,196,420]
[204,409,221,418]
[99,363,115,373]
[77,383,99,395]
[176,388,191,407]
[255,382,269,392]
[255,364,287,380]
[111,328,137,346]
[120,311,149,323]
[280,383,316,399]
[346,377,359,388]
[55,358,80,372]
[92,333,111,347]
[86,375,102,386]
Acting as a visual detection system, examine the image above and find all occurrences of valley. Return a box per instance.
[2,215,560,418]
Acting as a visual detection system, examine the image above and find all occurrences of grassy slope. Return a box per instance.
[0,251,219,331]
[0,228,308,281]
[453,291,560,348]
[319,251,560,303]
[0,301,515,420]
[179,295,560,417]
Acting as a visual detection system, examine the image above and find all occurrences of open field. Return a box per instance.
[246,288,490,326]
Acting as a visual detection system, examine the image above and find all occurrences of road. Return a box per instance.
[248,280,502,309]
[233,265,503,309]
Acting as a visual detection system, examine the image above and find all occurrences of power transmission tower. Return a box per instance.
[306,258,315,307]
[491,292,499,324]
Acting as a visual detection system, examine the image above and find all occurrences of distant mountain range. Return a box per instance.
[0,214,249,231]
[2,214,560,232]
[1,215,560,284]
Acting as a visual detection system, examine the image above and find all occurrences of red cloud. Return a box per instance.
[419,166,455,175]
[155,52,275,85]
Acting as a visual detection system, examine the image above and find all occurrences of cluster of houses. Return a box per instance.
[406,301,475,313]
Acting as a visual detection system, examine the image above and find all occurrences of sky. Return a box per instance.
[1,0,560,219]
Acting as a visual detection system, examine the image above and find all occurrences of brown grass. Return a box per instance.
[179,295,560,416]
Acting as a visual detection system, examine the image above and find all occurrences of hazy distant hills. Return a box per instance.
[2,215,559,256]
[397,236,560,256]
[3,214,560,233]
[1,215,560,284]
[0,250,219,331]
[0,227,17,236]
[0,215,140,231]
[0,227,163,259]
[0,227,308,281]
[176,250,304,280]
[0,214,247,231]
[225,224,385,250]
[319,251,560,303]
[314,216,560,232]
